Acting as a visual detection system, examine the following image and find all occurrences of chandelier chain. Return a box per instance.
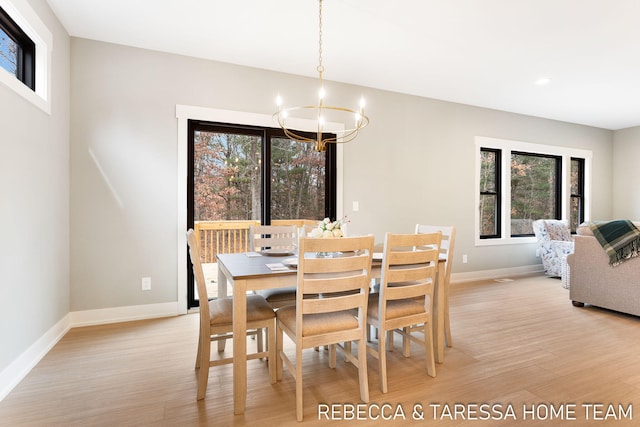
[317,0,324,77]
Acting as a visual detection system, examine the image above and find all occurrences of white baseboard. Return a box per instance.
[0,302,180,402]
[0,313,72,402]
[451,264,544,284]
[70,302,180,327]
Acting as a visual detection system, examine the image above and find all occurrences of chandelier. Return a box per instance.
[273,0,369,152]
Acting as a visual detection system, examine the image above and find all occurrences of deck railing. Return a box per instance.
[194,219,319,263]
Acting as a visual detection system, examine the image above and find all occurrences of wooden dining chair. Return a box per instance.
[415,224,456,347]
[367,231,441,393]
[186,229,276,401]
[249,225,299,309]
[276,235,374,421]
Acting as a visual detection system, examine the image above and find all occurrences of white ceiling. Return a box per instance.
[47,0,640,130]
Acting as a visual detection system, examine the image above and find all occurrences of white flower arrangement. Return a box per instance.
[309,216,349,238]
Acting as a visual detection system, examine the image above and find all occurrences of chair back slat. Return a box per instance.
[303,273,368,295]
[249,225,298,252]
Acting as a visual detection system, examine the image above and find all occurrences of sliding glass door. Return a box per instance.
[187,121,336,307]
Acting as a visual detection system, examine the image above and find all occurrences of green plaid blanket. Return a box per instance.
[589,220,640,266]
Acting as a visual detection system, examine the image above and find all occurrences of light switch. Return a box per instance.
[353,201,359,211]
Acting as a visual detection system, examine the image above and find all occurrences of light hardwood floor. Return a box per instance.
[2,274,640,426]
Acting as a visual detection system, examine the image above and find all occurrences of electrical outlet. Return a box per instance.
[141,277,151,291]
[462,254,468,264]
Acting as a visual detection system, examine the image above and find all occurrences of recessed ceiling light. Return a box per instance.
[535,77,551,86]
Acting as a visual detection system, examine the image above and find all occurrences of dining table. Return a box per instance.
[216,250,446,415]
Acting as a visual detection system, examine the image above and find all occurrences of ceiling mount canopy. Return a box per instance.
[273,0,369,152]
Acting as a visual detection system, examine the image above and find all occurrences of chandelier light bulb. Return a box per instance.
[318,87,326,100]
[276,95,282,107]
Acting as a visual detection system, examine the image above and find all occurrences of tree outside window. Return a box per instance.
[0,26,18,75]
[191,123,334,224]
[570,157,585,232]
[510,152,561,236]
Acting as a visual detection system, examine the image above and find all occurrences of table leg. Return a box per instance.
[217,267,228,352]
[233,278,248,415]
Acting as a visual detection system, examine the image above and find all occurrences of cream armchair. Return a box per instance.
[532,219,574,277]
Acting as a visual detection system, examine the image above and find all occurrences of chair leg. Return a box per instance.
[257,327,264,354]
[378,328,388,393]
[402,327,411,357]
[329,344,337,368]
[343,341,352,362]
[267,322,276,384]
[276,323,284,381]
[295,346,304,422]
[196,333,210,400]
[424,323,436,378]
[195,332,202,369]
[357,338,370,403]
[444,289,452,347]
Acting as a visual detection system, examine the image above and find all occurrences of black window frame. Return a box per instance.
[0,5,35,90]
[479,147,502,239]
[570,157,585,233]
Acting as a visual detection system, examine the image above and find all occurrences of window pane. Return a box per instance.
[193,130,262,221]
[570,159,580,195]
[510,153,558,235]
[570,158,584,232]
[570,197,580,232]
[271,138,325,220]
[480,150,497,192]
[480,194,497,236]
[480,149,500,237]
[0,26,18,76]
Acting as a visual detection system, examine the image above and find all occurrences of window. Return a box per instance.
[476,136,591,245]
[0,5,35,90]
[479,148,501,238]
[270,136,336,221]
[0,0,51,113]
[570,157,585,232]
[188,121,336,224]
[510,151,561,236]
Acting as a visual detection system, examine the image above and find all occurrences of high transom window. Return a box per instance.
[0,5,35,90]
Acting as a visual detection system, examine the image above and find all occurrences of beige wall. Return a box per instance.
[69,38,614,312]
[0,0,70,372]
[613,126,640,218]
